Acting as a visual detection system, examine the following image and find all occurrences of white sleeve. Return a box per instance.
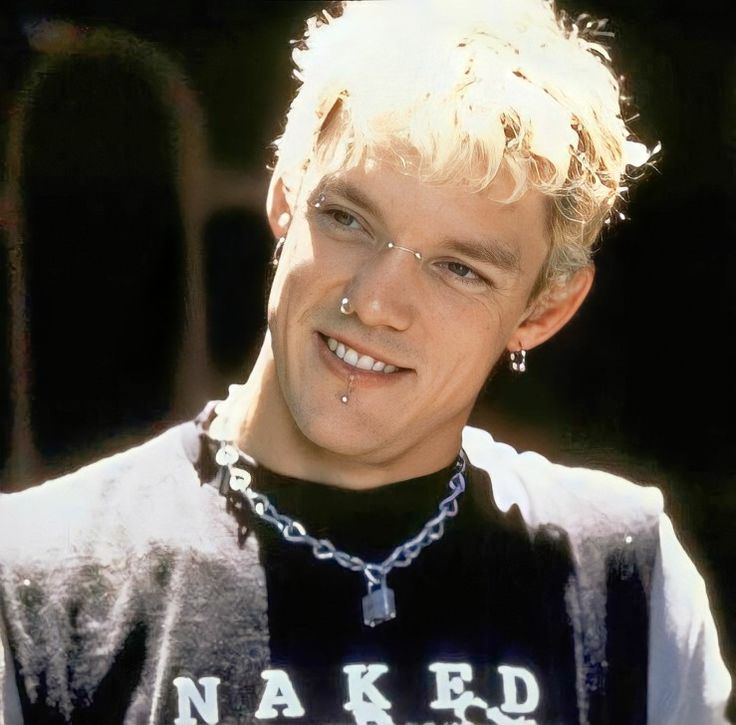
[647,513,732,724]
[0,608,23,725]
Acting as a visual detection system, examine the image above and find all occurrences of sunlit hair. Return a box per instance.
[272,0,657,293]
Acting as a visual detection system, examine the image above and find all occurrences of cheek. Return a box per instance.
[435,303,509,386]
[268,246,317,314]
[267,239,343,343]
[425,310,492,384]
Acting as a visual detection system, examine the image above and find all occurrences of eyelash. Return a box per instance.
[327,208,364,232]
[313,204,491,289]
[307,203,365,235]
[436,261,487,287]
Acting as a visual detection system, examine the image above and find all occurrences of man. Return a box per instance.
[0,1,731,723]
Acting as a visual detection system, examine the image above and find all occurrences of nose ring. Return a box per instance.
[340,297,354,315]
[386,241,422,261]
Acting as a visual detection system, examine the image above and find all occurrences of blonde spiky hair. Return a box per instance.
[272,0,657,291]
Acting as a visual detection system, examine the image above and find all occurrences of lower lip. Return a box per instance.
[315,333,411,387]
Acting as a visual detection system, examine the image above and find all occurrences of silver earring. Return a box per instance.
[509,347,527,373]
[272,237,286,267]
[340,297,354,315]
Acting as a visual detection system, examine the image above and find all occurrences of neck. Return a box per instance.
[215,335,463,490]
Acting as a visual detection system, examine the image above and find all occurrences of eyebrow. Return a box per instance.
[437,238,522,275]
[311,176,383,219]
[312,175,522,275]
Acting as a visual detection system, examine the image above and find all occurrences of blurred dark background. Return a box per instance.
[0,0,733,716]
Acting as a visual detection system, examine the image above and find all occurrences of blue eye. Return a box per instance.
[435,260,490,289]
[447,261,479,280]
[330,210,362,230]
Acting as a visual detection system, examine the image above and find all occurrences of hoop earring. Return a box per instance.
[271,237,286,267]
[509,347,527,373]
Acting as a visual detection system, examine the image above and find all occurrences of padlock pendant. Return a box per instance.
[362,581,396,627]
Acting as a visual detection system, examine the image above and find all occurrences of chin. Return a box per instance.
[292,407,388,460]
[307,424,378,458]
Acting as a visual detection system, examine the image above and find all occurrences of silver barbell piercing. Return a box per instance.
[386,241,422,261]
[338,241,421,316]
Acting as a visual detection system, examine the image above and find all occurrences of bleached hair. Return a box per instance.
[272,0,657,291]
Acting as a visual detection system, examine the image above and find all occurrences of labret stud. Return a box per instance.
[340,373,356,405]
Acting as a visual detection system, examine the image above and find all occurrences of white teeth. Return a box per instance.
[356,355,375,370]
[325,337,398,373]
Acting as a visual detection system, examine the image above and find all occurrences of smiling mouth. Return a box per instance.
[322,335,401,373]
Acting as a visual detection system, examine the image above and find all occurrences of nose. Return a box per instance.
[345,243,422,331]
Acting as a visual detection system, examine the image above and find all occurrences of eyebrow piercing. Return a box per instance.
[386,241,422,261]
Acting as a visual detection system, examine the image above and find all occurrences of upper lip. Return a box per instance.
[319,331,407,370]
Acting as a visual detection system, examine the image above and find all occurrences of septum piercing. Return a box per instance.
[386,241,422,261]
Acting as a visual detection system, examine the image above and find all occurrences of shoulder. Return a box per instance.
[463,427,733,720]
[462,425,664,541]
[0,422,217,565]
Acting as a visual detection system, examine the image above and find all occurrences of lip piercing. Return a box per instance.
[340,297,354,315]
[386,241,422,261]
[341,372,356,404]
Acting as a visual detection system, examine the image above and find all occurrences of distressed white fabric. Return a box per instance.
[462,424,732,725]
[647,515,732,724]
[0,422,730,724]
[0,424,270,724]
[0,599,22,725]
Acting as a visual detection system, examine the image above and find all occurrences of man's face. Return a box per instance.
[266,158,550,468]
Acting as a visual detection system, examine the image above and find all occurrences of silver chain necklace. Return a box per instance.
[215,442,467,627]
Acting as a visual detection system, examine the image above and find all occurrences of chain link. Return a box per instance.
[217,443,467,587]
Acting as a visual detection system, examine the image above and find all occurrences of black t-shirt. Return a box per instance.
[0,417,657,724]
[225,458,581,724]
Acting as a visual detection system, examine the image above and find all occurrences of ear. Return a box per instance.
[266,175,292,239]
[509,266,594,352]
